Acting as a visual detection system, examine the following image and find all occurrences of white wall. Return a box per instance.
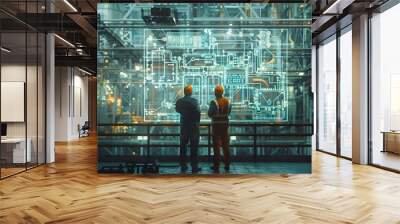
[55,67,89,141]
[1,64,26,81]
[71,73,89,138]
[55,67,70,141]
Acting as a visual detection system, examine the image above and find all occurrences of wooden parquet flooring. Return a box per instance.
[1,136,400,224]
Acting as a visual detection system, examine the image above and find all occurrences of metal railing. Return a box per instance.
[97,122,313,164]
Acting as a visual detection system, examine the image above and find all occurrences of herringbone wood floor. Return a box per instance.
[1,136,400,224]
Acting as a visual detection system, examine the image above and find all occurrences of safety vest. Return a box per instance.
[212,98,230,124]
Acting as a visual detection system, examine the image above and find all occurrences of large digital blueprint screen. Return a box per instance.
[97,3,312,123]
[97,3,313,174]
[142,28,289,121]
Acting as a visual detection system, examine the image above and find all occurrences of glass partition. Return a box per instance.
[37,32,46,165]
[0,1,46,179]
[1,31,27,177]
[97,3,313,174]
[317,35,337,154]
[371,4,400,171]
[339,27,352,158]
[27,31,38,169]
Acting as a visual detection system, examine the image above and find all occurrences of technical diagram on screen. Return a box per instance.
[97,3,311,123]
[140,28,289,122]
[96,3,313,174]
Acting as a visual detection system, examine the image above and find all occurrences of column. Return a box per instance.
[352,14,369,164]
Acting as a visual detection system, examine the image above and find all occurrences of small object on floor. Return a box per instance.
[192,167,202,173]
[210,166,219,173]
[78,121,90,138]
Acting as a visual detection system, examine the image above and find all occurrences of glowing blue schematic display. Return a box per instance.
[97,3,313,174]
[97,4,312,123]
[141,28,290,122]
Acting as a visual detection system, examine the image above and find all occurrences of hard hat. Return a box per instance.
[184,85,193,96]
[214,85,224,96]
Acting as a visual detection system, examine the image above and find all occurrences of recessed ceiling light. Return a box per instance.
[322,0,353,15]
[1,47,11,53]
[63,0,78,12]
[54,34,75,48]
[78,67,93,76]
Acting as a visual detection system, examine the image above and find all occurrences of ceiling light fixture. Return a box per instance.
[322,0,354,15]
[54,34,75,48]
[78,67,93,76]
[1,47,11,53]
[322,0,341,14]
[63,0,78,12]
